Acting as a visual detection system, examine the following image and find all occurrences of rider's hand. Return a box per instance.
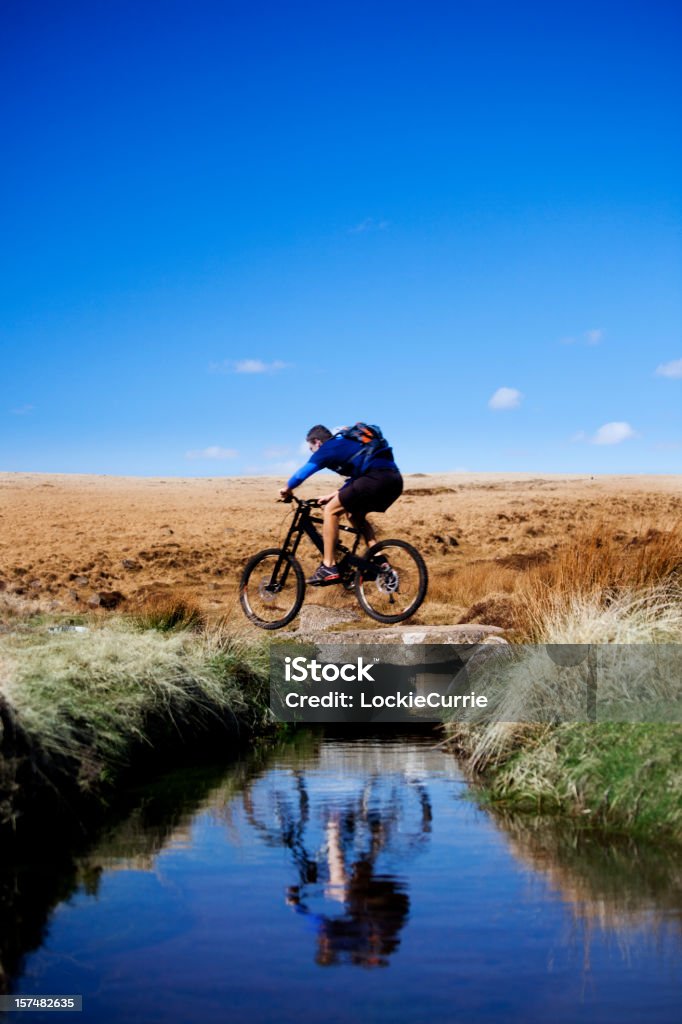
[317,491,336,506]
[279,487,293,502]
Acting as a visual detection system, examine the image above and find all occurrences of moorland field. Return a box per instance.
[2,472,680,635]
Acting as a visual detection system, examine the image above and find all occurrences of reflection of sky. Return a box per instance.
[16,739,682,1024]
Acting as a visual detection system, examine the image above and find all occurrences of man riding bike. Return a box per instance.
[279,424,403,585]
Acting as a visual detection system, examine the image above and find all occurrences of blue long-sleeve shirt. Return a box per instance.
[287,436,399,490]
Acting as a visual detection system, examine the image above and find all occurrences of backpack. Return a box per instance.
[336,422,391,475]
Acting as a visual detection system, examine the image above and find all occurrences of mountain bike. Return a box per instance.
[240,496,428,629]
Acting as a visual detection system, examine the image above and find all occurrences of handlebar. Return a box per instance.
[277,495,321,508]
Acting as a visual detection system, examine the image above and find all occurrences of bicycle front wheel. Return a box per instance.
[354,539,428,624]
[240,548,305,629]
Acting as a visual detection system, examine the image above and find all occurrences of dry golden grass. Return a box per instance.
[419,523,682,638]
[512,523,682,640]
[130,591,206,633]
[536,523,682,592]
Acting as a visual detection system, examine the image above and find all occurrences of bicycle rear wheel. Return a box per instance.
[240,548,305,629]
[354,539,428,623]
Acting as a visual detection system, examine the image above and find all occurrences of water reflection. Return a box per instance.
[0,761,234,993]
[241,765,432,966]
[491,810,682,947]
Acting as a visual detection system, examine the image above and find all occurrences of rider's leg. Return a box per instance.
[349,512,375,548]
[322,493,346,566]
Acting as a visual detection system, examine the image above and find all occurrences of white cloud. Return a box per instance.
[488,387,522,410]
[235,358,288,374]
[209,359,289,375]
[591,422,637,445]
[264,445,291,458]
[655,358,682,379]
[185,446,238,460]
[11,404,34,415]
[570,430,587,443]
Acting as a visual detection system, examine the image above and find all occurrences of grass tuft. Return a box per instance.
[129,593,205,633]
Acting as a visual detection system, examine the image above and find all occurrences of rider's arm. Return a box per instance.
[285,435,348,491]
[286,458,321,490]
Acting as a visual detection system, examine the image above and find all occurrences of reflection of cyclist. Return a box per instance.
[279,424,403,585]
[285,806,411,968]
[243,769,431,968]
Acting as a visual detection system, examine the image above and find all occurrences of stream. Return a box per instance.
[2,731,681,1022]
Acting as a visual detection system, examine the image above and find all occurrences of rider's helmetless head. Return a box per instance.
[305,425,332,452]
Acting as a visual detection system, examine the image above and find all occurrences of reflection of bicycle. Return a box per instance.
[242,769,432,866]
[240,496,428,629]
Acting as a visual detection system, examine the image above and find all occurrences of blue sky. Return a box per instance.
[2,0,680,476]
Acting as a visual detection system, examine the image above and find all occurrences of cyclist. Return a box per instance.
[279,424,403,584]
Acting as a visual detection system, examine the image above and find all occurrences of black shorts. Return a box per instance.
[339,468,403,517]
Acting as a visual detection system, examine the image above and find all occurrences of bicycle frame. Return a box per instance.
[267,497,378,591]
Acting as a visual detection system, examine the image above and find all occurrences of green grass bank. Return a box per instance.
[446,722,682,842]
[0,609,272,845]
[445,569,682,842]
